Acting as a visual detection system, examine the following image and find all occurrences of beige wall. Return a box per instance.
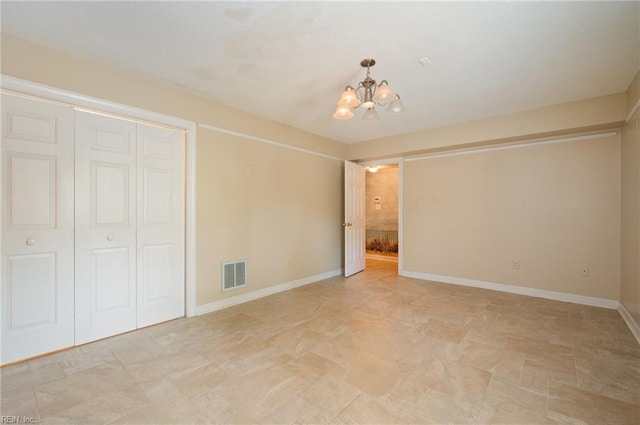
[404,134,621,300]
[621,109,640,324]
[348,94,627,161]
[196,128,342,304]
[1,34,346,308]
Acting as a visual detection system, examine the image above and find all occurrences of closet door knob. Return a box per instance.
[25,238,35,246]
[106,235,114,241]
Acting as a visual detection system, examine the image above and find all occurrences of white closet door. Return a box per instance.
[136,124,185,327]
[1,94,75,364]
[75,111,137,344]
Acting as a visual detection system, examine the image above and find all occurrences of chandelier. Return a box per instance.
[333,58,405,120]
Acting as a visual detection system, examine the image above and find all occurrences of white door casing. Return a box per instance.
[344,160,366,277]
[136,124,185,327]
[74,111,137,345]
[1,94,75,364]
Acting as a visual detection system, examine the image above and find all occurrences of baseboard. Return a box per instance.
[618,302,640,345]
[400,270,620,309]
[196,269,342,316]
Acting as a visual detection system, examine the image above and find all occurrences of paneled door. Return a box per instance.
[75,111,137,344]
[136,124,185,327]
[344,161,366,277]
[1,94,75,364]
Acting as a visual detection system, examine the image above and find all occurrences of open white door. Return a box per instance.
[344,161,366,277]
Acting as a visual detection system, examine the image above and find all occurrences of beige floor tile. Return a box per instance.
[190,385,238,424]
[414,317,472,343]
[104,334,166,365]
[1,361,64,395]
[284,351,345,381]
[123,351,210,383]
[416,358,492,406]
[201,331,269,366]
[2,259,638,425]
[265,324,327,358]
[548,380,640,425]
[0,390,40,424]
[222,347,293,377]
[344,351,408,397]
[171,362,229,398]
[453,339,525,380]
[35,361,136,417]
[108,392,209,425]
[197,364,312,422]
[575,344,640,405]
[483,375,548,413]
[463,326,512,349]
[410,388,480,424]
[477,402,561,425]
[262,375,361,425]
[330,393,422,425]
[39,384,148,425]
[137,377,182,401]
[492,314,554,336]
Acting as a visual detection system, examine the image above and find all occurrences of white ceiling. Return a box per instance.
[2,1,639,144]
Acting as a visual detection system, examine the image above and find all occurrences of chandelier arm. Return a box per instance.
[352,83,366,109]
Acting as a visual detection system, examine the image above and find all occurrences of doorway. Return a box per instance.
[365,164,399,263]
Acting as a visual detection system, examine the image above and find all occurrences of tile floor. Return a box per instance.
[1,260,639,424]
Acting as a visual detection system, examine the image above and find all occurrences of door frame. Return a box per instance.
[0,75,198,317]
[358,157,404,274]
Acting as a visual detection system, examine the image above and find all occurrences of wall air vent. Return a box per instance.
[222,260,247,291]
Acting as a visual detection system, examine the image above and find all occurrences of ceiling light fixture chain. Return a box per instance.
[333,58,404,120]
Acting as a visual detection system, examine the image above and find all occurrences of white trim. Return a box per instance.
[626,98,640,122]
[400,270,620,309]
[404,131,619,162]
[359,157,403,167]
[185,127,197,317]
[398,159,404,273]
[196,269,342,316]
[198,122,344,162]
[1,76,193,131]
[1,75,198,318]
[618,302,640,345]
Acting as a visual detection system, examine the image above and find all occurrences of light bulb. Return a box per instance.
[387,95,405,113]
[362,108,380,121]
[333,105,354,120]
[373,81,394,104]
[338,87,361,108]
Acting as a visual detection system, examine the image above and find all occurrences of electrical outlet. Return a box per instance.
[512,261,520,270]
[581,266,590,277]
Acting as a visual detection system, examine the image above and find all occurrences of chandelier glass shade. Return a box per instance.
[333,58,404,120]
